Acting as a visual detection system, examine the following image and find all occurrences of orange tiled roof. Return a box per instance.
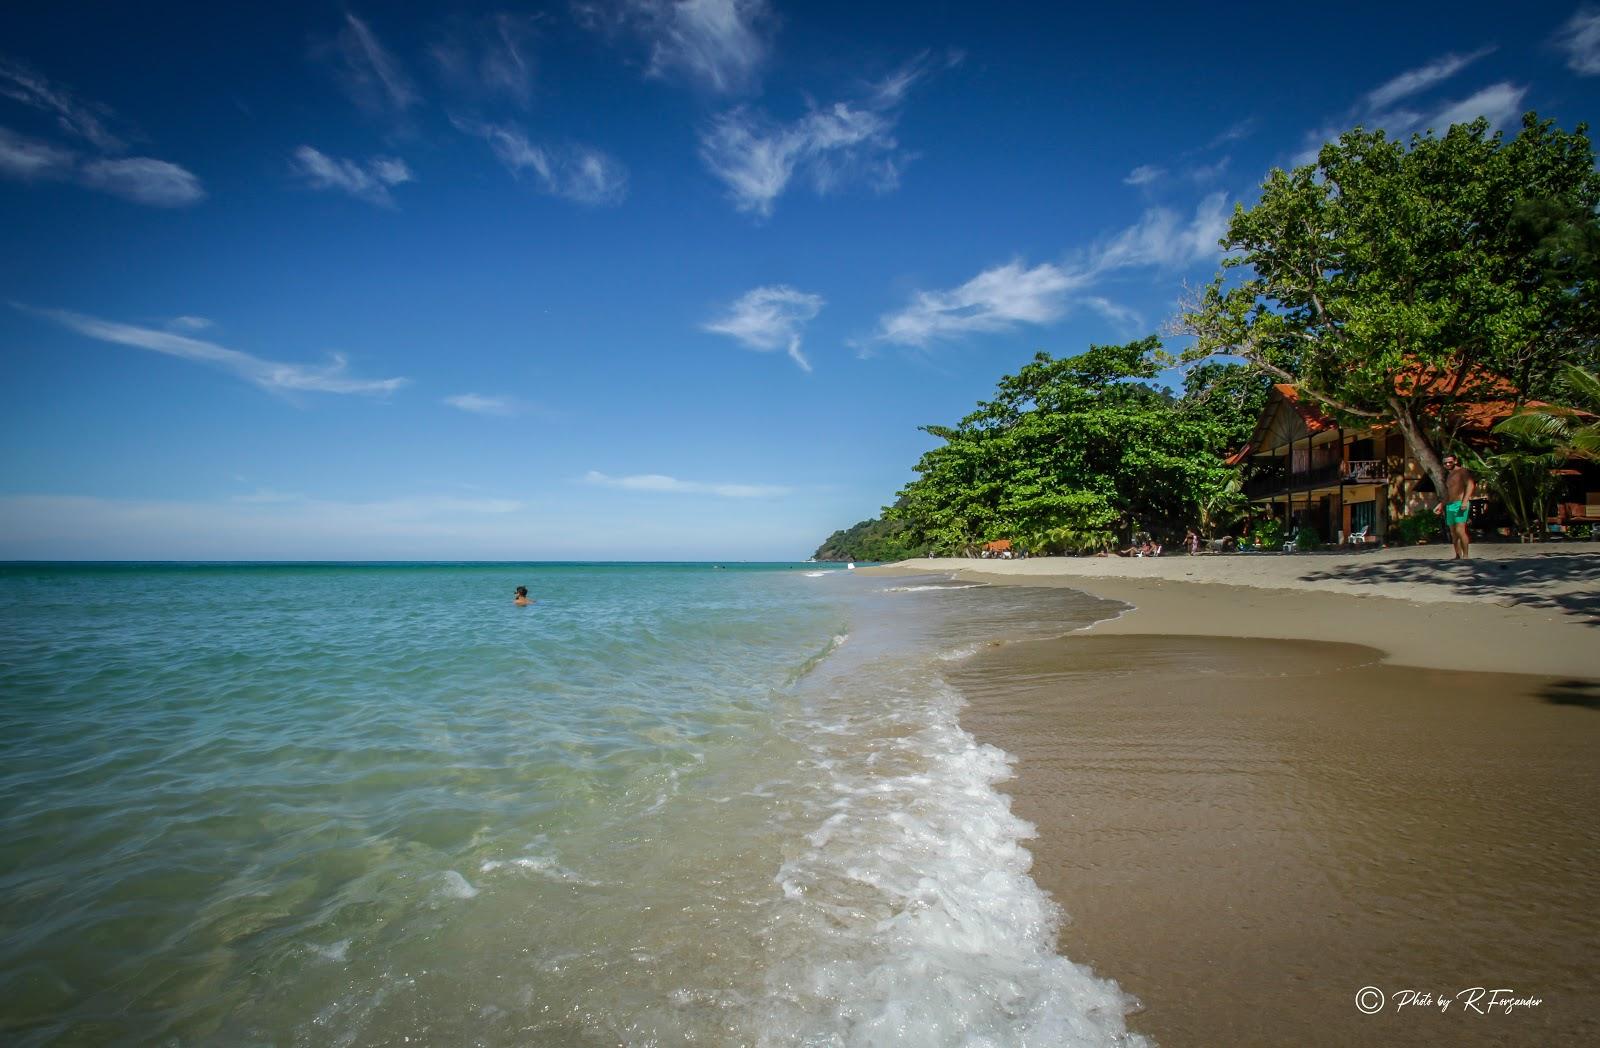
[1229,367,1540,462]
[1271,384,1338,433]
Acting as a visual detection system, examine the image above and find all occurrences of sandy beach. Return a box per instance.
[864,545,1600,1046]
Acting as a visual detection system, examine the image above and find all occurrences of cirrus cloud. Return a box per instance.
[703,285,824,370]
[577,0,774,94]
[19,305,406,396]
[1555,7,1600,75]
[698,54,945,216]
[453,117,628,205]
[445,393,519,415]
[79,157,205,206]
[291,146,413,207]
[583,470,790,498]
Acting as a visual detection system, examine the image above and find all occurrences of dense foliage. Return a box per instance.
[1471,365,1600,539]
[1180,113,1600,496]
[811,513,928,563]
[882,339,1266,556]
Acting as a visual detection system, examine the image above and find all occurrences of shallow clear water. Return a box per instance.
[0,563,1143,1046]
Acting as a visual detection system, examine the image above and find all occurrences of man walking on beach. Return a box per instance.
[1434,453,1477,560]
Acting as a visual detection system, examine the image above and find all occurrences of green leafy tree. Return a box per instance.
[1180,361,1271,452]
[1178,113,1600,498]
[890,338,1249,554]
[811,513,928,562]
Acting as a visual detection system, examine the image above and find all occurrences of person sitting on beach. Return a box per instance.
[514,586,532,606]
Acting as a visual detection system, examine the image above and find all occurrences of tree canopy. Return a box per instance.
[1179,112,1600,490]
[811,512,928,562]
[886,338,1264,555]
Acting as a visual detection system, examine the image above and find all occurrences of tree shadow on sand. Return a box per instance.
[1540,679,1600,710]
[1299,551,1600,627]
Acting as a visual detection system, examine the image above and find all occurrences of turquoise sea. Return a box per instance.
[0,562,1144,1047]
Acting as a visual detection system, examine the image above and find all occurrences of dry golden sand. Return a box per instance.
[863,548,1600,1046]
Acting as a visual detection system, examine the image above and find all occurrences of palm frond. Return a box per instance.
[1494,410,1569,444]
[1561,365,1600,412]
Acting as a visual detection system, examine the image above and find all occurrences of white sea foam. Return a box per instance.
[309,938,350,963]
[480,847,602,887]
[937,642,986,662]
[758,617,1149,1047]
[437,870,478,899]
[885,583,986,592]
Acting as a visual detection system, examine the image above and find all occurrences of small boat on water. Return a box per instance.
[846,562,855,570]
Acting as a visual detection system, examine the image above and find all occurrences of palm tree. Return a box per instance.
[1466,440,1564,541]
[1477,365,1600,539]
[1495,365,1600,460]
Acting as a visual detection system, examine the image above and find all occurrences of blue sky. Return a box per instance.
[2,1,1597,559]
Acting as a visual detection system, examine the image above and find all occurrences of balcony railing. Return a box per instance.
[1243,460,1392,499]
[1344,460,1389,483]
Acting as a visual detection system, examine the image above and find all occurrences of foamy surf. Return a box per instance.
[756,591,1149,1047]
[885,582,987,592]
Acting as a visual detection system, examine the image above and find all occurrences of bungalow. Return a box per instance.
[1228,382,1600,543]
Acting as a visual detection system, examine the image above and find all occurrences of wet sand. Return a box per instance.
[950,633,1600,1047]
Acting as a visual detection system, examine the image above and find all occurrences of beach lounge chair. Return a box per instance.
[1345,526,1370,545]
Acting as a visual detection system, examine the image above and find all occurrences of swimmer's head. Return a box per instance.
[515,586,528,598]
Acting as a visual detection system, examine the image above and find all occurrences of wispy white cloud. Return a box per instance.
[1088,191,1230,273]
[577,0,773,94]
[1292,48,1516,165]
[1364,47,1495,110]
[703,285,823,370]
[0,63,203,206]
[445,393,519,415]
[79,157,204,206]
[20,305,406,396]
[1205,118,1255,149]
[1557,7,1600,74]
[876,261,1087,347]
[291,146,413,207]
[168,315,214,331]
[430,13,539,105]
[327,14,418,116]
[0,125,75,180]
[1123,164,1163,186]
[1186,156,1230,182]
[583,470,790,498]
[453,118,627,205]
[698,56,937,216]
[1082,296,1144,332]
[1426,82,1528,132]
[875,195,1227,347]
[0,58,122,150]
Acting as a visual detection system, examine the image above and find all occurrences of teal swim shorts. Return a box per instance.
[1444,500,1470,526]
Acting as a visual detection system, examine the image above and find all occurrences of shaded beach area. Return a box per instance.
[863,546,1600,1045]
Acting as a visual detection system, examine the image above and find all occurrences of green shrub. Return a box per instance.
[1566,522,1594,540]
[1251,517,1285,550]
[1394,509,1440,545]
[1294,525,1321,551]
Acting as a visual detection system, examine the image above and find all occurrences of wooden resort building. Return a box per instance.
[1227,381,1600,543]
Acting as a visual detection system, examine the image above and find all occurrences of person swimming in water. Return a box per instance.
[513,586,532,606]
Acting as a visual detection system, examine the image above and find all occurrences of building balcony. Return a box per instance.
[1243,460,1392,500]
[1343,459,1389,483]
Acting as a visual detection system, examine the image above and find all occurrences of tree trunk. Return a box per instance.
[1387,396,1448,502]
